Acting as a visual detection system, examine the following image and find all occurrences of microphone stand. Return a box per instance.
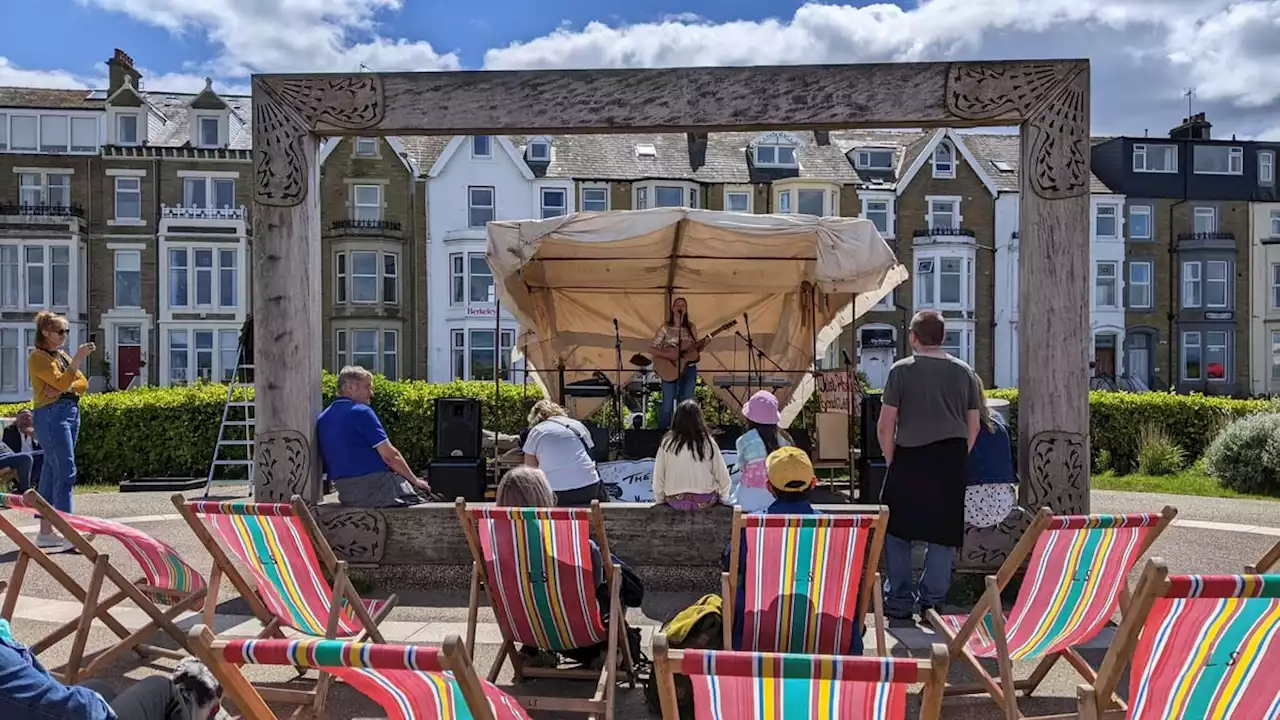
[612,318,624,449]
[741,312,760,396]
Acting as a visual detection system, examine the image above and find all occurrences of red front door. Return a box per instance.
[116,326,142,389]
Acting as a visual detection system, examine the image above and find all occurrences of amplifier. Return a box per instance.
[428,458,487,502]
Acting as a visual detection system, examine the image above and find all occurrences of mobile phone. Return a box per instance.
[89,333,96,344]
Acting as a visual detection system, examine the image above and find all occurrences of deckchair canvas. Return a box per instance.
[722,508,888,655]
[0,490,207,682]
[652,634,949,720]
[1078,559,1280,719]
[1246,538,1279,574]
[927,506,1176,720]
[172,494,396,713]
[456,499,635,719]
[189,626,532,720]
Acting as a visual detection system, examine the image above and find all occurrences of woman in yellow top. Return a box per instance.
[27,311,94,549]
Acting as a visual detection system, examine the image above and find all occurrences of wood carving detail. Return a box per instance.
[254,429,311,503]
[317,510,386,564]
[945,62,1071,121]
[1024,69,1090,200]
[958,506,1033,571]
[253,75,384,207]
[1027,430,1089,515]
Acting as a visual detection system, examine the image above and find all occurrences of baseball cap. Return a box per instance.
[766,446,816,492]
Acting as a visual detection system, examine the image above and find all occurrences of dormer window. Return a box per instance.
[197,116,220,148]
[354,137,378,157]
[118,114,140,146]
[755,143,797,167]
[527,138,550,161]
[932,141,955,178]
[855,149,894,170]
[472,135,491,159]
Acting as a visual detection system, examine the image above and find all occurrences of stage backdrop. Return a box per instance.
[487,209,906,426]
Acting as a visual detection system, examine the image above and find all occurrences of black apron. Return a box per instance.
[880,437,969,547]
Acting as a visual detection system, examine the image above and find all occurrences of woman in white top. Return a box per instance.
[652,399,731,510]
[522,399,605,506]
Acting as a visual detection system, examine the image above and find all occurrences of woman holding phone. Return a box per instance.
[27,312,94,550]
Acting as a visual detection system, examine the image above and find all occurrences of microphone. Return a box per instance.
[613,318,619,332]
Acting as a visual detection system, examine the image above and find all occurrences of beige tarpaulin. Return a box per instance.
[486,208,907,426]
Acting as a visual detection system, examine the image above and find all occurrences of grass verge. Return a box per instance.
[1092,468,1276,501]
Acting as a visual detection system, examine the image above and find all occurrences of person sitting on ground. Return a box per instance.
[316,365,433,508]
[730,390,793,513]
[522,399,605,507]
[720,446,864,655]
[0,618,222,720]
[652,399,731,510]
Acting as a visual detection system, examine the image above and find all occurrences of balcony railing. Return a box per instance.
[0,203,86,218]
[161,204,247,221]
[330,218,403,232]
[1177,231,1234,242]
[912,226,977,242]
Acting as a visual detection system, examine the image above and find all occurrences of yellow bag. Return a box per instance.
[661,593,722,646]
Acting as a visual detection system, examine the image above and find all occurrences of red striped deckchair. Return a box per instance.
[652,633,949,720]
[189,626,532,720]
[1246,538,1279,574]
[1078,558,1280,720]
[456,499,635,719]
[172,494,396,713]
[722,507,888,656]
[0,490,207,683]
[927,505,1176,720]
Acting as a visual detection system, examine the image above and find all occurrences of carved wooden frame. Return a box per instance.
[251,61,1092,544]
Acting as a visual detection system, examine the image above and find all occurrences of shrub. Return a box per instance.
[1203,412,1280,497]
[1135,424,1185,476]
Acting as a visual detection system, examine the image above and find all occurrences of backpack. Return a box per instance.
[644,594,724,717]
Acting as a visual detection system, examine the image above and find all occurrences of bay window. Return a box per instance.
[334,250,398,305]
[1272,330,1280,382]
[166,327,242,385]
[167,244,241,310]
[0,242,74,310]
[1181,331,1201,381]
[0,328,19,393]
[797,189,825,216]
[451,328,515,380]
[939,324,974,365]
[218,250,237,308]
[1205,261,1229,308]
[915,253,972,309]
[168,330,190,385]
[168,249,189,307]
[0,247,18,308]
[1272,263,1280,310]
[334,328,398,379]
[447,252,495,306]
[654,186,684,208]
[1181,262,1202,308]
[1205,330,1228,381]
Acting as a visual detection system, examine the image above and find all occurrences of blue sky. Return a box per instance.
[0,0,1277,139]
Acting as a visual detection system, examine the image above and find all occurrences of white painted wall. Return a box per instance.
[1250,202,1280,395]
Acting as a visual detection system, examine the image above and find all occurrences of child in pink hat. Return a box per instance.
[730,390,793,512]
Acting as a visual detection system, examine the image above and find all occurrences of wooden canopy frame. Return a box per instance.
[250,60,1093,562]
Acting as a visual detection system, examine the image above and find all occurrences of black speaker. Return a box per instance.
[622,429,664,459]
[429,458,487,502]
[580,420,610,463]
[858,458,888,504]
[434,398,482,459]
[859,394,884,461]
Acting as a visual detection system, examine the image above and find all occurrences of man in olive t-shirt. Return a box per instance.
[875,310,983,619]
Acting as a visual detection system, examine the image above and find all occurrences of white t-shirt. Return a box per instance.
[524,417,600,492]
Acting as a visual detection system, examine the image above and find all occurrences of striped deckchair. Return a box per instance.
[456,499,635,719]
[927,505,1177,720]
[189,626,532,720]
[722,508,888,656]
[0,490,207,683]
[1246,538,1279,574]
[652,633,949,720]
[1078,558,1280,719]
[172,494,396,713]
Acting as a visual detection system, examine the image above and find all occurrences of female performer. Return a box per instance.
[650,297,706,430]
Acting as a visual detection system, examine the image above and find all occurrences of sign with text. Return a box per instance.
[466,306,498,318]
[815,370,858,414]
[596,451,740,503]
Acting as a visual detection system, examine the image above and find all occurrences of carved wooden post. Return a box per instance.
[1016,67,1092,516]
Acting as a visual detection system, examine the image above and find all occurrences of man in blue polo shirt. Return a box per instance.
[317,365,432,507]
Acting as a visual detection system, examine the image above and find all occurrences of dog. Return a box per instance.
[172,657,226,720]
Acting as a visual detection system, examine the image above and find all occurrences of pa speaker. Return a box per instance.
[429,458,487,502]
[858,459,888,504]
[859,394,884,461]
[434,397,482,459]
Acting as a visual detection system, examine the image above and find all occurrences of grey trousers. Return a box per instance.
[333,470,421,508]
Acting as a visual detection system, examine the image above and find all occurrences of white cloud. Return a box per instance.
[0,57,91,89]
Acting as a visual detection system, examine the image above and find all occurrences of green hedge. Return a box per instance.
[1,378,1269,485]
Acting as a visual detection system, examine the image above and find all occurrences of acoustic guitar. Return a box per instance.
[651,320,738,382]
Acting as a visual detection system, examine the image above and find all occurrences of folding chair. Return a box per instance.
[652,633,949,719]
[172,494,397,713]
[189,626,533,720]
[926,506,1177,720]
[0,490,207,683]
[456,499,635,719]
[1246,538,1279,574]
[722,507,888,655]
[1078,559,1280,719]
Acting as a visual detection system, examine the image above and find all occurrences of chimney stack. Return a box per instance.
[106,48,143,96]
[686,132,708,172]
[1169,112,1211,141]
[814,130,831,146]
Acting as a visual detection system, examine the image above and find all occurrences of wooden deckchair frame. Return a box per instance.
[172,493,396,714]
[722,506,889,655]
[1246,538,1279,574]
[652,633,949,720]
[0,489,203,683]
[188,625,501,720]
[926,505,1176,720]
[456,499,635,719]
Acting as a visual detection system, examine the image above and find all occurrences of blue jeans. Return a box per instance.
[883,533,955,617]
[657,363,698,430]
[0,452,36,492]
[33,400,79,514]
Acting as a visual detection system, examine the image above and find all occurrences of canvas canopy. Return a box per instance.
[486,208,907,426]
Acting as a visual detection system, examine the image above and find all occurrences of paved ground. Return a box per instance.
[2,489,1276,719]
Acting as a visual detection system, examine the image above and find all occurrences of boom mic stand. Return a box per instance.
[612,318,624,448]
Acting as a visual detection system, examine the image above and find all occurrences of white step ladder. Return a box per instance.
[203,347,255,498]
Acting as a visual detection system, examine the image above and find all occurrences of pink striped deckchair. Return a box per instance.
[189,627,532,720]
[0,490,207,683]
[456,499,635,719]
[927,505,1177,720]
[722,507,888,656]
[1078,559,1280,719]
[1246,538,1279,574]
[652,634,949,720]
[172,494,396,713]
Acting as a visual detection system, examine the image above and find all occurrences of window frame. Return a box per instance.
[1181,261,1202,309]
[471,135,491,159]
[581,186,609,212]
[1193,207,1217,234]
[854,148,894,170]
[449,253,465,306]
[348,250,380,304]
[724,189,752,213]
[861,197,893,237]
[540,187,567,218]
[329,249,400,307]
[1271,263,1280,310]
[652,185,685,209]
[1271,329,1280,382]
[114,176,142,221]
[1192,145,1244,175]
[117,113,140,146]
[332,327,398,379]
[4,242,73,311]
[353,137,378,157]
[165,243,241,312]
[931,141,956,179]
[526,140,550,162]
[9,114,38,152]
[197,116,220,148]
[1127,261,1152,309]
[1181,330,1202,381]
[1094,261,1119,309]
[1204,330,1229,382]
[754,143,798,168]
[113,249,142,309]
[796,188,825,216]
[1132,143,1178,173]
[1094,205,1119,239]
[468,186,495,228]
[351,184,382,222]
[1204,260,1229,309]
[1129,204,1152,239]
[466,252,494,305]
[1260,150,1275,185]
[926,197,961,230]
[451,327,516,381]
[38,115,69,153]
[182,176,236,210]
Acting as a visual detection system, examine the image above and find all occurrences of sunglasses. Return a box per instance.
[52,328,69,335]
